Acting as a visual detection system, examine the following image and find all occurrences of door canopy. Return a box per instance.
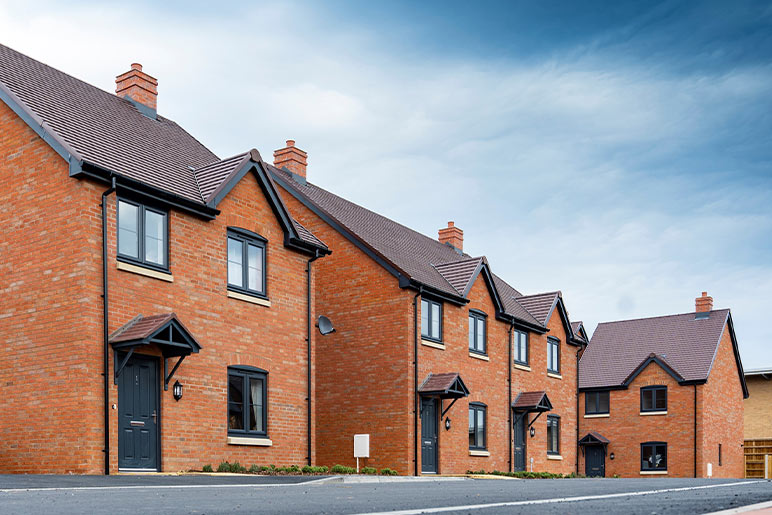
[512,391,553,412]
[579,432,610,446]
[418,373,470,399]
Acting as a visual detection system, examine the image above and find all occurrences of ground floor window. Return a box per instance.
[228,366,267,437]
[641,442,667,471]
[547,415,560,455]
[468,403,486,450]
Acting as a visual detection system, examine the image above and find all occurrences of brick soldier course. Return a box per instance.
[578,293,748,478]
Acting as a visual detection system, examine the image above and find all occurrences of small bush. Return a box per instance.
[466,469,567,479]
[361,466,377,475]
[217,461,231,473]
[202,464,213,473]
[379,468,398,476]
[302,465,329,474]
[248,464,261,474]
[331,464,356,474]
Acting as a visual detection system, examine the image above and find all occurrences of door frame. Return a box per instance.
[584,444,606,477]
[117,352,162,472]
[420,396,439,474]
[513,411,527,472]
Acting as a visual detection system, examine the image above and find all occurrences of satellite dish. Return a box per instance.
[316,315,335,335]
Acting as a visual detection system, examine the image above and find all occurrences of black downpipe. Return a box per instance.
[306,250,320,466]
[507,321,514,473]
[576,345,582,475]
[694,384,698,478]
[101,176,116,475]
[413,288,422,476]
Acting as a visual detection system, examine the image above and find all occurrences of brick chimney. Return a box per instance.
[695,291,713,313]
[115,63,158,115]
[273,140,308,180]
[438,221,463,253]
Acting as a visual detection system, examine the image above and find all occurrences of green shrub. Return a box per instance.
[466,469,567,479]
[248,464,261,474]
[229,461,246,473]
[379,468,398,476]
[331,464,356,474]
[361,466,377,475]
[302,465,329,474]
[202,464,213,473]
[217,461,231,472]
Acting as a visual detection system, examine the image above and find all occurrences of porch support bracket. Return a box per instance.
[113,348,134,384]
[164,355,185,391]
[441,397,459,418]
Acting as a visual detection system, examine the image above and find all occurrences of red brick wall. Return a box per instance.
[699,325,744,478]
[0,101,104,474]
[280,190,414,474]
[580,363,697,478]
[514,309,579,474]
[1,101,318,474]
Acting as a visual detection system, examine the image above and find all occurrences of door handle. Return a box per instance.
[151,410,157,424]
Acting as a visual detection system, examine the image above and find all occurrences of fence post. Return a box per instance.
[766,454,770,479]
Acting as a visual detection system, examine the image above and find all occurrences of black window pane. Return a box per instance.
[642,390,653,411]
[655,390,667,411]
[642,445,653,469]
[421,300,429,336]
[228,375,244,430]
[586,393,597,414]
[599,392,609,413]
[468,409,475,447]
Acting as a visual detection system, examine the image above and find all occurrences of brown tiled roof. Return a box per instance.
[579,309,731,389]
[418,373,469,397]
[571,321,588,343]
[0,44,326,252]
[109,313,175,343]
[516,292,560,325]
[271,166,553,328]
[433,257,484,296]
[512,391,552,411]
[579,432,610,445]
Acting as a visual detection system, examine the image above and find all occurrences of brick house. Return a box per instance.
[579,292,748,478]
[743,368,772,478]
[268,142,587,475]
[0,44,331,474]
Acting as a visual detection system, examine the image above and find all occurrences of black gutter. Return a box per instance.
[306,250,320,466]
[413,287,422,476]
[694,384,698,478]
[507,321,514,473]
[101,176,116,475]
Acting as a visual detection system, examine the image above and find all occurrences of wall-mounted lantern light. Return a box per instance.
[445,417,451,431]
[609,452,615,460]
[529,427,535,438]
[173,380,183,401]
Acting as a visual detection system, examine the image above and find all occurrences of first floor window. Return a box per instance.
[469,311,487,354]
[547,415,560,455]
[585,391,610,414]
[421,298,442,341]
[227,229,267,297]
[641,442,667,471]
[228,366,267,437]
[547,337,560,374]
[513,329,528,365]
[468,403,486,450]
[641,386,667,412]
[117,199,168,269]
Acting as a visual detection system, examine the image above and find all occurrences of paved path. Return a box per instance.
[0,475,770,514]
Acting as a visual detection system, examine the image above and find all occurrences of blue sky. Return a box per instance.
[1,0,771,366]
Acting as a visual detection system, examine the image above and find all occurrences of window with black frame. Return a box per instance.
[227,229,267,298]
[468,311,487,355]
[468,403,487,450]
[640,386,667,413]
[641,442,667,471]
[513,329,528,365]
[117,199,168,270]
[547,337,560,374]
[585,391,610,415]
[227,366,267,437]
[547,415,560,455]
[421,298,442,342]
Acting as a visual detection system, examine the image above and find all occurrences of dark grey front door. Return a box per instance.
[513,412,526,471]
[421,398,438,473]
[118,353,159,470]
[585,445,605,477]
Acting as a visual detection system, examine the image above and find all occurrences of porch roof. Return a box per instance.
[418,373,470,399]
[512,391,553,412]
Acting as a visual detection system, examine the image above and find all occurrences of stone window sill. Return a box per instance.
[469,450,490,457]
[469,352,490,361]
[514,363,531,372]
[640,411,667,416]
[547,454,563,461]
[227,436,273,446]
[640,470,667,475]
[227,290,271,307]
[547,372,562,380]
[421,339,445,350]
[117,261,173,282]
[584,413,610,418]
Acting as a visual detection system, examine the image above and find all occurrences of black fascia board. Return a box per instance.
[726,312,750,398]
[496,311,547,334]
[578,384,628,392]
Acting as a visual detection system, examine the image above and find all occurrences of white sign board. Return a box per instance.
[354,434,370,458]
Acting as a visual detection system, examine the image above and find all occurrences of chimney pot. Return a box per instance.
[695,291,714,313]
[115,63,158,114]
[438,221,463,253]
[274,139,308,180]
